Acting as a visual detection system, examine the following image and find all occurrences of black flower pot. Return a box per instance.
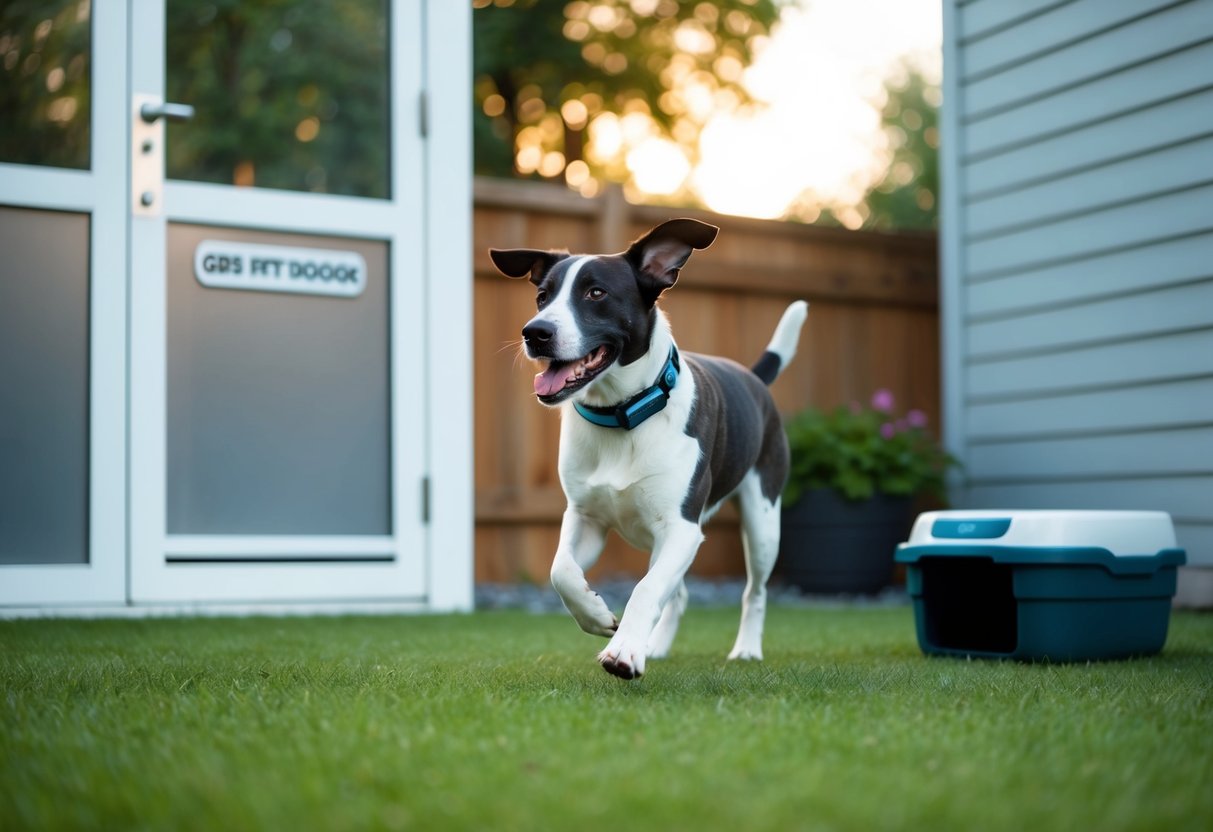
[778,488,912,594]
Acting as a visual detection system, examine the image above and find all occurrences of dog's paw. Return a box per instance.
[646,605,683,659]
[646,628,677,659]
[646,643,672,660]
[598,642,645,680]
[578,612,619,638]
[727,644,764,661]
[567,592,618,638]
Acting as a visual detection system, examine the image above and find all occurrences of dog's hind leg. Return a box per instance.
[729,471,781,661]
[647,578,688,659]
[550,508,618,637]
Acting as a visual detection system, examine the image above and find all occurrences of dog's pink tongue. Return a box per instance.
[535,363,577,396]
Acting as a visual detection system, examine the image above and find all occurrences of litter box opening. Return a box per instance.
[919,557,1017,655]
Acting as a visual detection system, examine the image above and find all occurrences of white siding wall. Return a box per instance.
[941,0,1213,574]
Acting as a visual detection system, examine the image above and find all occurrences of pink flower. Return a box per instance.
[907,409,928,428]
[871,389,895,412]
[880,422,896,440]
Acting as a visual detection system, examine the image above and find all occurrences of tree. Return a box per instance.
[861,61,939,231]
[165,0,390,198]
[473,0,781,196]
[0,0,92,170]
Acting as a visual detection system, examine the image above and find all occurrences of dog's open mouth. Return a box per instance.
[534,345,614,401]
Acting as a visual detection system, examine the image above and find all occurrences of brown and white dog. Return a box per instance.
[490,219,808,679]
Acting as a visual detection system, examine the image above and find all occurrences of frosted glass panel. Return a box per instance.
[0,207,89,564]
[166,224,391,535]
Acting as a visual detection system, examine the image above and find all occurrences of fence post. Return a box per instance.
[598,183,628,252]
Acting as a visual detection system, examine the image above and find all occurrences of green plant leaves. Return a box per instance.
[783,400,958,507]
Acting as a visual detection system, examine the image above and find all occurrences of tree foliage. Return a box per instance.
[0,0,91,169]
[862,62,939,231]
[165,0,390,198]
[1,0,939,231]
[473,0,780,192]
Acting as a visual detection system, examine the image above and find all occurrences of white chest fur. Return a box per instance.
[557,368,701,552]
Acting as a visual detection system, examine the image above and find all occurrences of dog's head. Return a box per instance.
[490,218,718,405]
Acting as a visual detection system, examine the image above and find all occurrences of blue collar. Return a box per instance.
[573,345,681,430]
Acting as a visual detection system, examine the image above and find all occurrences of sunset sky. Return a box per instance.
[631,0,942,223]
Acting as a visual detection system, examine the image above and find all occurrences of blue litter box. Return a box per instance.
[895,510,1186,662]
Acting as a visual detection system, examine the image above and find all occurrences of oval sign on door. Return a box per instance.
[194,240,367,298]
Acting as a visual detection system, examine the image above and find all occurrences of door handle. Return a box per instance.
[139,101,195,124]
[132,94,193,216]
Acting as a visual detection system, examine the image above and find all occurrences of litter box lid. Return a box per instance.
[901,510,1178,557]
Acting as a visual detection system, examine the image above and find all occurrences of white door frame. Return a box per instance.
[1,1,472,612]
[0,4,130,607]
[128,0,470,608]
[419,3,473,612]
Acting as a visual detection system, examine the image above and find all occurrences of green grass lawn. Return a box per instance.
[3,606,1211,831]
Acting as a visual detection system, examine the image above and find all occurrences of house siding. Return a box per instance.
[942,0,1213,574]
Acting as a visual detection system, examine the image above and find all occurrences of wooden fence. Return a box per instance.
[472,178,939,583]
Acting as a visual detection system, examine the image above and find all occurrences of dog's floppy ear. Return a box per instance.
[488,248,568,285]
[625,218,718,304]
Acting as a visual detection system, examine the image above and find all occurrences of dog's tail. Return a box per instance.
[751,300,809,385]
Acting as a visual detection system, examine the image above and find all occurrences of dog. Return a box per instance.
[490,218,808,679]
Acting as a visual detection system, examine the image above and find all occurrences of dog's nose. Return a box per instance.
[522,320,556,346]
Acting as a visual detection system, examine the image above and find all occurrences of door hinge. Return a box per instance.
[421,475,431,524]
[419,90,429,138]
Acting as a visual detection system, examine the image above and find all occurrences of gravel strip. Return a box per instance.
[475,577,908,613]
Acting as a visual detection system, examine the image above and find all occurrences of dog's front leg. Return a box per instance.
[599,520,704,680]
[550,508,617,637]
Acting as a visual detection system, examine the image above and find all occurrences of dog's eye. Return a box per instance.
[586,287,606,301]
[536,289,548,306]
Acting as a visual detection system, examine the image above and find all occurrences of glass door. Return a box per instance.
[0,1,128,606]
[128,0,428,603]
